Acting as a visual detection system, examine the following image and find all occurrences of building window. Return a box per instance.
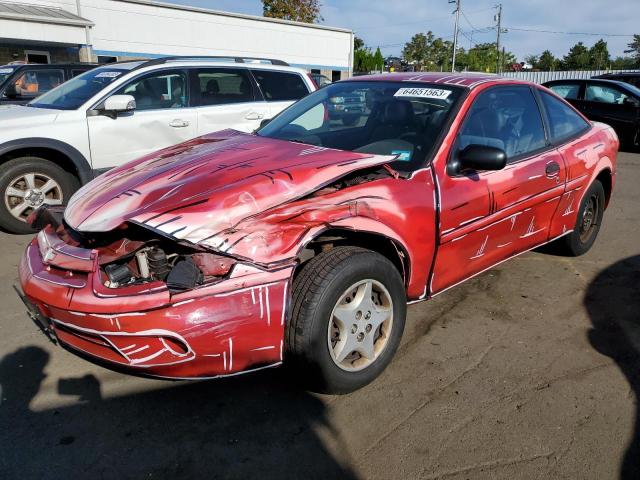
[98,56,118,64]
[311,69,321,74]
[331,70,341,82]
[24,50,50,64]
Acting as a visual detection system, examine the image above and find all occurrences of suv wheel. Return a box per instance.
[0,157,79,234]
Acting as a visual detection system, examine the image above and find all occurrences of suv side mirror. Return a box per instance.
[456,144,507,172]
[103,95,136,117]
[4,83,19,99]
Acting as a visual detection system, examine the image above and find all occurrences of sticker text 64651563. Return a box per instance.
[394,87,452,99]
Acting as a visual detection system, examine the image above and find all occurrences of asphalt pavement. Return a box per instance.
[1,151,639,480]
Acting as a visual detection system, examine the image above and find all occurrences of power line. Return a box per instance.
[505,27,635,37]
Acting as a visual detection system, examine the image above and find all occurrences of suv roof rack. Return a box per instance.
[131,56,289,70]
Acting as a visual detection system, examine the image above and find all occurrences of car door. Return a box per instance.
[583,81,638,141]
[192,67,268,135]
[430,85,566,294]
[87,68,197,170]
[250,69,311,119]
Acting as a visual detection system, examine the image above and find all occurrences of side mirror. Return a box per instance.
[259,118,272,129]
[623,96,640,107]
[456,144,507,173]
[103,95,136,116]
[3,83,19,99]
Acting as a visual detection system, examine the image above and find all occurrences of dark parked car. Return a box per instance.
[592,72,640,89]
[543,78,640,147]
[0,63,96,105]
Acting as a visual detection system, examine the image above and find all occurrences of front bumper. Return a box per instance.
[18,231,292,379]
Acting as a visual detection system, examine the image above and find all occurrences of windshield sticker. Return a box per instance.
[95,71,122,79]
[391,150,412,161]
[0,68,14,74]
[394,87,452,99]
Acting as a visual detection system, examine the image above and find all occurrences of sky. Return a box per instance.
[167,0,638,61]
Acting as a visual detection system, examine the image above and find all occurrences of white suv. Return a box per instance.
[0,57,316,233]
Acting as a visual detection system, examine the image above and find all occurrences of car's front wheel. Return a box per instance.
[0,157,79,234]
[287,246,406,393]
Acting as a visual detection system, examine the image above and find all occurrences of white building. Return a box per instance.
[0,0,353,79]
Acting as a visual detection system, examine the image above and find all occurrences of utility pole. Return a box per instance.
[495,3,502,74]
[450,0,461,72]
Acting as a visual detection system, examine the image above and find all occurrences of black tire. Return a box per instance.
[286,246,406,394]
[556,180,606,256]
[0,157,79,234]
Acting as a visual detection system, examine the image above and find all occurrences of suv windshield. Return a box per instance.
[258,81,463,171]
[0,66,16,86]
[29,66,131,110]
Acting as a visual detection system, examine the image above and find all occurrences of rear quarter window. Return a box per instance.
[251,70,309,101]
[539,90,590,143]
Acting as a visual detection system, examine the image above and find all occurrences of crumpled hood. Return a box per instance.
[0,104,59,127]
[65,130,392,243]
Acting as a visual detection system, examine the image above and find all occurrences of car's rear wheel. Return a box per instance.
[0,157,79,234]
[287,246,406,393]
[556,180,605,256]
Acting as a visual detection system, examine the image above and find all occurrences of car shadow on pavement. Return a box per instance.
[0,346,358,480]
[585,255,640,480]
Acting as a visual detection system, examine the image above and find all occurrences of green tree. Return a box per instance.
[562,42,590,69]
[537,50,557,70]
[262,0,322,23]
[589,39,610,69]
[611,55,637,69]
[354,48,376,73]
[354,36,365,51]
[431,38,453,71]
[524,54,539,68]
[402,32,434,70]
[456,43,515,73]
[624,34,640,63]
[373,47,384,72]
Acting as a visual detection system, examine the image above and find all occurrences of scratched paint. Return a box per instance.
[18,73,618,381]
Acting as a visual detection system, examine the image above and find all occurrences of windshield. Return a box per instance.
[258,81,463,172]
[0,66,16,86]
[29,66,130,110]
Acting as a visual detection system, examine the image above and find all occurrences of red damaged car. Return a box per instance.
[17,73,618,393]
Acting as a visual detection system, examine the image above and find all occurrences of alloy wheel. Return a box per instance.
[4,172,63,223]
[327,279,394,372]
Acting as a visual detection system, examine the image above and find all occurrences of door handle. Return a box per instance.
[545,161,560,177]
[245,112,264,120]
[169,119,190,128]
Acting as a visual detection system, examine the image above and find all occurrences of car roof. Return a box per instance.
[344,72,523,89]
[95,59,310,76]
[0,63,96,69]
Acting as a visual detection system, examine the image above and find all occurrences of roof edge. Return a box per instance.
[115,0,352,34]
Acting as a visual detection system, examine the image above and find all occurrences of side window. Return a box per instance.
[539,90,590,143]
[458,86,546,161]
[196,68,254,106]
[71,69,87,78]
[585,84,629,104]
[548,83,581,100]
[10,69,64,96]
[251,70,309,101]
[114,70,188,111]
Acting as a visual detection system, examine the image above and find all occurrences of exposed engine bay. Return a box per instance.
[29,206,238,293]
